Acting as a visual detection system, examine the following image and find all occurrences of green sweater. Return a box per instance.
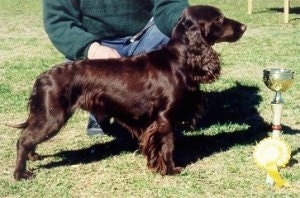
[43,0,189,60]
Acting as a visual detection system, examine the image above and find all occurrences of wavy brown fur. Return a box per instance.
[11,5,246,180]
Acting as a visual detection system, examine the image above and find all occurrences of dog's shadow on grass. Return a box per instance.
[39,82,299,170]
[175,82,267,166]
[175,82,299,167]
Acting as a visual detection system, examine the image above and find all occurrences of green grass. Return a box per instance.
[0,0,299,197]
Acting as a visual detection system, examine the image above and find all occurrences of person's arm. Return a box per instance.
[87,42,120,59]
[43,0,119,60]
[152,0,189,37]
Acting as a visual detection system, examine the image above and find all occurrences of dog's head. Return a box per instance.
[170,5,246,85]
[172,5,247,45]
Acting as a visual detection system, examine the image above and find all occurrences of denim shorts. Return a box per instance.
[101,23,170,57]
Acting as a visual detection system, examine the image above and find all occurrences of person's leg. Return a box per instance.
[87,23,169,136]
[86,38,128,136]
[101,24,169,56]
[125,24,170,56]
[86,115,105,136]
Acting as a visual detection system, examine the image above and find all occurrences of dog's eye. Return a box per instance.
[214,16,224,24]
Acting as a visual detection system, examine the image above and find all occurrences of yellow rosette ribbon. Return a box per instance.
[253,137,291,188]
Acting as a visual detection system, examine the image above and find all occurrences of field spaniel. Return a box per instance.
[11,5,246,180]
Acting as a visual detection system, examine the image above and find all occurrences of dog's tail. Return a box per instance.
[5,121,28,129]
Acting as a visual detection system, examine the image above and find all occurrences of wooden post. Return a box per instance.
[284,0,289,23]
[248,0,253,14]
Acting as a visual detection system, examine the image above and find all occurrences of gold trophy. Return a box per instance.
[253,68,294,188]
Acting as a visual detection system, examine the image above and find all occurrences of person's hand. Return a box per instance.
[87,42,121,59]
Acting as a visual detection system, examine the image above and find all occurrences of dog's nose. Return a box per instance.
[240,24,247,33]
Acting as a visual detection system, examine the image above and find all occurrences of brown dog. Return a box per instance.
[12,5,246,180]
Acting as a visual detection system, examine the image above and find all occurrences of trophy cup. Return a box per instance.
[263,68,294,137]
[253,68,294,188]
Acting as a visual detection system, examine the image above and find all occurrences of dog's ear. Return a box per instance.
[187,45,221,84]
[172,10,202,45]
[172,7,220,84]
[171,15,188,42]
[185,23,221,83]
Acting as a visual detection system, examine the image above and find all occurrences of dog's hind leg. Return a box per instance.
[14,113,69,180]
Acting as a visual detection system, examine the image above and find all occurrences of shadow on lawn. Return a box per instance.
[268,7,300,21]
[268,7,300,15]
[253,7,300,21]
[39,82,299,170]
[175,82,267,166]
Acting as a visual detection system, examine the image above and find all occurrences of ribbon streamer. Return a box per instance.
[265,163,287,188]
[253,137,291,187]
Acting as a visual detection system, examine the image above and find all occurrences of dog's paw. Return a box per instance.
[168,166,182,175]
[157,166,183,176]
[14,170,34,181]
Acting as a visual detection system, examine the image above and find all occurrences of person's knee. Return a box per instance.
[131,25,169,55]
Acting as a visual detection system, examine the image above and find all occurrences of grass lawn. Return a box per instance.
[0,0,299,197]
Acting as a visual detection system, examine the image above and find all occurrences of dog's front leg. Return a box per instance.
[160,131,182,175]
[141,121,182,175]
